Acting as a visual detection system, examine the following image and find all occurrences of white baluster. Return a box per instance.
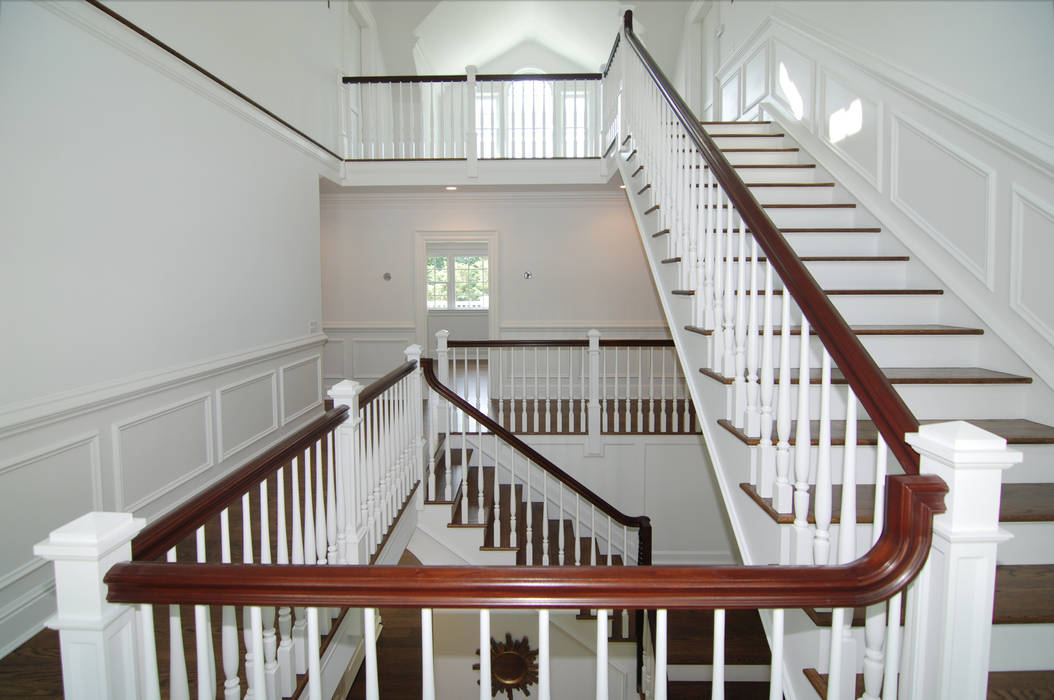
[596,609,609,700]
[364,608,379,700]
[422,609,436,700]
[613,347,620,432]
[219,508,241,699]
[290,459,307,675]
[139,605,161,700]
[521,348,528,432]
[534,347,540,432]
[746,239,761,438]
[194,526,216,700]
[241,493,257,700]
[541,472,550,565]
[793,315,813,564]
[713,609,725,700]
[829,389,859,700]
[773,292,793,514]
[164,548,190,700]
[637,348,644,432]
[275,467,294,698]
[479,610,492,700]
[649,348,656,432]
[525,457,534,565]
[538,610,551,700]
[660,349,667,432]
[722,209,736,393]
[509,443,517,549]
[654,609,667,700]
[862,437,889,700]
[249,607,266,700]
[814,351,833,566]
[498,347,505,426]
[768,610,784,700]
[758,263,776,497]
[306,608,322,700]
[556,347,563,431]
[733,215,748,429]
[546,347,552,432]
[258,482,278,700]
[884,592,903,700]
[558,483,565,564]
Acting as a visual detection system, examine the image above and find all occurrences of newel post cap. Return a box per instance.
[328,379,363,411]
[906,420,1022,468]
[34,512,145,561]
[404,344,423,363]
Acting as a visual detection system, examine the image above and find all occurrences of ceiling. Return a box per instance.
[364,1,696,77]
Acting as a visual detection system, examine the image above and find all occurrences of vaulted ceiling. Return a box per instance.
[364,1,695,77]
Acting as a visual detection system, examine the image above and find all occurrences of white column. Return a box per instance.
[328,379,364,564]
[466,65,479,178]
[34,512,146,700]
[586,329,603,455]
[901,421,1020,700]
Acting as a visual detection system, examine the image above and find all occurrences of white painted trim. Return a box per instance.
[651,550,737,565]
[413,230,501,349]
[1009,185,1054,347]
[499,321,669,332]
[741,44,769,114]
[0,582,56,659]
[0,333,325,438]
[112,393,215,512]
[38,1,341,173]
[278,354,323,426]
[324,322,416,331]
[321,190,626,207]
[818,66,884,192]
[889,112,997,291]
[765,8,1054,176]
[215,371,279,462]
[0,433,102,589]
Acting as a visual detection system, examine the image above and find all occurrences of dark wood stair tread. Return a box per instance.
[804,668,1054,699]
[993,565,1054,624]
[685,323,983,337]
[719,418,1054,446]
[668,610,772,666]
[701,366,1030,386]
[669,681,771,700]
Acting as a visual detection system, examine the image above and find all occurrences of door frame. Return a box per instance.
[413,230,501,353]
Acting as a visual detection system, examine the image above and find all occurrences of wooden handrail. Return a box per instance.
[621,10,921,474]
[342,73,601,84]
[131,406,349,561]
[106,474,945,608]
[476,73,601,82]
[445,339,675,348]
[421,358,648,531]
[602,32,621,78]
[359,361,416,406]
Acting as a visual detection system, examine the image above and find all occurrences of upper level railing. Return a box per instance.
[343,71,603,161]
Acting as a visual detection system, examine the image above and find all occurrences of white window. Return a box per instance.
[426,245,489,310]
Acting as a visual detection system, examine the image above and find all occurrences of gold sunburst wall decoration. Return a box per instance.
[473,632,540,699]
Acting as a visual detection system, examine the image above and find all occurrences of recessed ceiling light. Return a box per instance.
[619,184,626,189]
[445,186,458,191]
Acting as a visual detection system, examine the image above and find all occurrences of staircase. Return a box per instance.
[618,114,1054,697]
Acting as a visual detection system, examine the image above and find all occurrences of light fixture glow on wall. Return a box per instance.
[445,186,458,191]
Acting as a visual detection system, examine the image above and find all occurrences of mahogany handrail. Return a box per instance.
[444,339,675,348]
[360,361,416,406]
[342,73,601,84]
[422,358,650,536]
[106,474,945,608]
[620,10,922,474]
[131,406,350,562]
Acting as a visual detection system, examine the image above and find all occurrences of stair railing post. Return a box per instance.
[465,65,478,178]
[586,329,603,455]
[328,379,365,564]
[34,512,146,699]
[436,330,450,386]
[404,344,426,509]
[900,421,1021,700]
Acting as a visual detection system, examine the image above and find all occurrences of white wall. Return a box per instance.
[704,0,1054,393]
[320,189,668,382]
[0,1,344,655]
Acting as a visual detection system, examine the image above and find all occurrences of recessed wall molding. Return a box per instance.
[113,394,214,512]
[742,44,769,114]
[1010,185,1054,346]
[216,371,278,461]
[819,67,883,191]
[890,113,997,290]
[0,581,56,659]
[279,355,323,426]
[324,322,416,331]
[0,433,102,590]
[0,333,325,439]
[39,1,341,171]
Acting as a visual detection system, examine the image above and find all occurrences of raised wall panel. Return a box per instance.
[217,371,278,460]
[891,115,996,288]
[280,354,322,425]
[821,69,882,190]
[720,72,741,122]
[1011,187,1054,344]
[772,40,813,125]
[113,394,213,511]
[0,434,101,589]
[742,45,768,113]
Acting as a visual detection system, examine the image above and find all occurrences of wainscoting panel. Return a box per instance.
[280,354,322,425]
[771,39,814,125]
[217,371,278,461]
[1011,186,1054,345]
[0,435,101,593]
[821,69,882,190]
[721,71,741,121]
[323,325,416,386]
[891,114,996,288]
[742,44,769,114]
[113,394,213,512]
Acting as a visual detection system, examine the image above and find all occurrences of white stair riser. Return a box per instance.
[997,522,1054,565]
[989,624,1054,672]
[701,123,777,135]
[710,135,792,149]
[721,149,805,166]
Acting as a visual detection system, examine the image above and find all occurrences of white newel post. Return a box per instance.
[34,512,146,699]
[404,344,426,508]
[328,379,365,565]
[586,329,602,455]
[436,330,450,386]
[465,65,478,178]
[901,421,1021,700]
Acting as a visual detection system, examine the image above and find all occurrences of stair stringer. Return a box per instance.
[614,150,816,700]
